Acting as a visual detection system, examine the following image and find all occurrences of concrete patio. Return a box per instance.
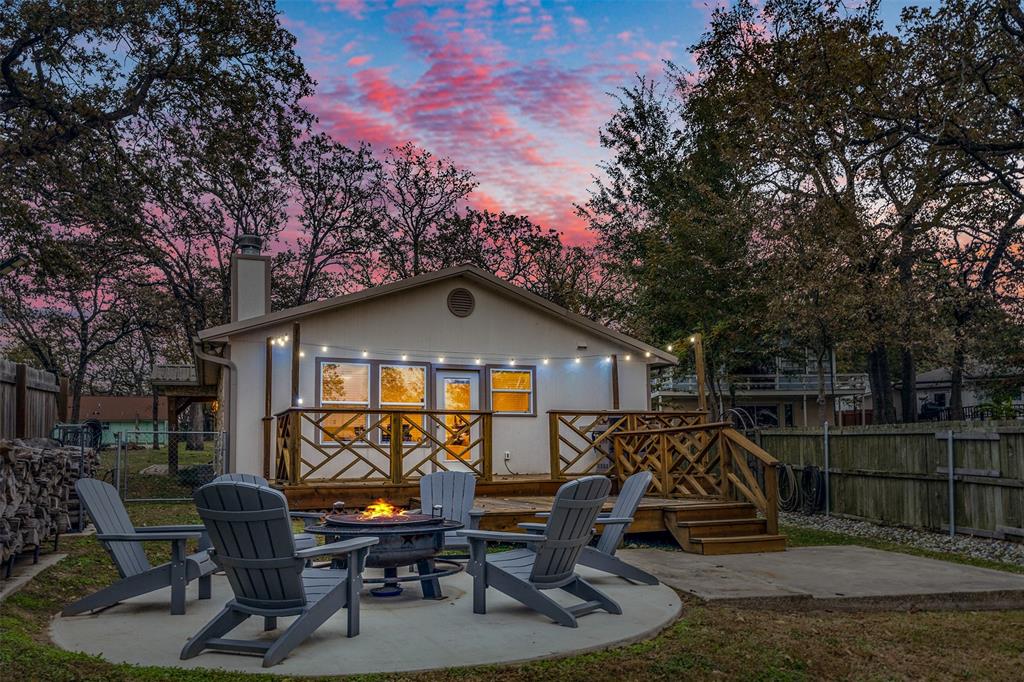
[51,564,681,676]
[620,546,1024,611]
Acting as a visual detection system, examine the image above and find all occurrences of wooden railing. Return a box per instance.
[547,410,708,479]
[274,407,493,485]
[612,422,780,534]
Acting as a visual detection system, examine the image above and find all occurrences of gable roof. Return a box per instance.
[199,265,677,364]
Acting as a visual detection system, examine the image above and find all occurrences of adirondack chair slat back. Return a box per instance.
[531,476,611,585]
[76,478,151,578]
[596,471,653,555]
[420,471,475,527]
[194,481,305,610]
[214,473,270,486]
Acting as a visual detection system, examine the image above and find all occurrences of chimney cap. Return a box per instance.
[237,234,262,255]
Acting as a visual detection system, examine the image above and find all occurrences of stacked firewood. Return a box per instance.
[0,439,99,565]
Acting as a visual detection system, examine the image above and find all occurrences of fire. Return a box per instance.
[358,499,407,520]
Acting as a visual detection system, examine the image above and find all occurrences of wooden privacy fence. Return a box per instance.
[761,424,1024,538]
[613,422,780,534]
[0,360,62,440]
[275,407,493,485]
[547,410,707,478]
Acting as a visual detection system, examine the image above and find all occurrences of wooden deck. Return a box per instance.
[280,479,786,555]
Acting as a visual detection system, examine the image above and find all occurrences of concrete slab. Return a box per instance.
[1,553,67,602]
[618,546,1024,611]
[51,566,681,676]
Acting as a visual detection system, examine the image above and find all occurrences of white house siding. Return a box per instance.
[226,275,653,477]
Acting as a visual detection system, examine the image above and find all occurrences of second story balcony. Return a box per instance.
[652,373,869,396]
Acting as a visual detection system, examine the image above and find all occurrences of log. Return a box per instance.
[0,438,99,564]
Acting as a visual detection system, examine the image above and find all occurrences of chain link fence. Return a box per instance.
[113,430,226,503]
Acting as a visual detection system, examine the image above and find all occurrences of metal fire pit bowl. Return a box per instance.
[304,518,464,599]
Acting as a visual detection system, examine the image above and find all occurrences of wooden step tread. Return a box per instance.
[676,518,765,528]
[691,534,786,544]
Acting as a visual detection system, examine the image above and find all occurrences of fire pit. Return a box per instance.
[305,500,463,599]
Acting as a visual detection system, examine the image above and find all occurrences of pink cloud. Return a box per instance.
[317,0,369,20]
[347,54,372,66]
[568,16,589,34]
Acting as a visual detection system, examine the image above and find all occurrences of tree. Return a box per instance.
[272,134,380,308]
[372,142,477,281]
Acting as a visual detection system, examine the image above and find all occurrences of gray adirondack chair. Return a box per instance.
[534,471,658,585]
[181,480,378,667]
[457,476,621,627]
[410,471,482,551]
[212,473,320,550]
[62,479,215,616]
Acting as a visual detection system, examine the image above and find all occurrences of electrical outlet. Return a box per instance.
[504,451,511,461]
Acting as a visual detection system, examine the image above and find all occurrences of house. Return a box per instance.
[188,240,676,478]
[651,350,869,428]
[74,395,168,446]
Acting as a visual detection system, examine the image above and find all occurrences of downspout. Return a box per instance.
[194,339,238,473]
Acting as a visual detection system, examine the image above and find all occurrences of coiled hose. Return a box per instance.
[778,464,801,512]
[800,465,826,514]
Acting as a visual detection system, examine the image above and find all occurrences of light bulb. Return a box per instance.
[625,355,631,361]
[605,356,612,362]
[321,346,327,352]
[575,357,581,364]
[689,336,696,343]
[299,350,305,357]
[362,350,368,357]
[284,335,289,341]
[401,354,408,361]
[645,351,651,358]
[667,344,673,351]
[438,357,445,363]
[474,358,482,365]
[510,359,516,366]
[542,358,549,365]
[297,397,304,405]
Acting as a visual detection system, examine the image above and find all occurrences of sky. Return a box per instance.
[278,0,920,244]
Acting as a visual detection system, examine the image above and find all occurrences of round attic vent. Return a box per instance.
[447,288,475,317]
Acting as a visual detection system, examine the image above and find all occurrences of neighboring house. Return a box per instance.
[174,242,676,476]
[651,350,869,428]
[74,396,168,446]
[898,367,1024,421]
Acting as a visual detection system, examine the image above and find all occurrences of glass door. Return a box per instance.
[434,370,480,469]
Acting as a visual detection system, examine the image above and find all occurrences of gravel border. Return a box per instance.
[781,511,1024,567]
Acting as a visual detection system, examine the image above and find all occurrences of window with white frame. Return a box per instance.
[489,368,534,414]
[379,364,427,443]
[319,361,370,442]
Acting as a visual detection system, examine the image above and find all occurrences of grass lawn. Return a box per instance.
[1,504,1022,681]
[96,442,220,501]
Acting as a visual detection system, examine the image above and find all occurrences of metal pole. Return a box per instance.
[692,333,708,413]
[115,432,123,497]
[947,429,955,537]
[823,420,830,516]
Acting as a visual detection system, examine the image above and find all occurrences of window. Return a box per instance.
[379,364,427,443]
[490,368,534,414]
[319,362,370,442]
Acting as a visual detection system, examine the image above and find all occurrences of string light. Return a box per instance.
[625,354,632,361]
[645,351,651,358]
[604,356,612,362]
[689,336,696,343]
[438,357,446,363]
[667,344,673,351]
[401,354,408,361]
[272,340,664,364]
[321,346,328,352]
[299,350,305,357]
[296,397,304,405]
[509,359,516,366]
[575,357,581,364]
[362,350,368,357]
[475,358,482,365]
[543,358,549,365]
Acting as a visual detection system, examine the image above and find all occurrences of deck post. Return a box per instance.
[548,413,562,479]
[764,462,779,534]
[719,430,732,500]
[481,413,494,482]
[389,412,403,484]
[263,337,274,479]
[659,433,671,496]
[290,322,300,406]
[288,409,301,484]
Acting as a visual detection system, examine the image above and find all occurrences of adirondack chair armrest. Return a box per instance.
[516,523,547,534]
[134,525,206,533]
[595,516,634,525]
[295,537,379,559]
[457,529,544,544]
[288,512,324,520]
[533,512,550,518]
[468,508,484,529]
[97,531,204,542]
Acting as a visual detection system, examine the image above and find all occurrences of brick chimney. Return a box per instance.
[230,234,270,322]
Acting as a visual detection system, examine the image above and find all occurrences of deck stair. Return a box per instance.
[666,505,786,555]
